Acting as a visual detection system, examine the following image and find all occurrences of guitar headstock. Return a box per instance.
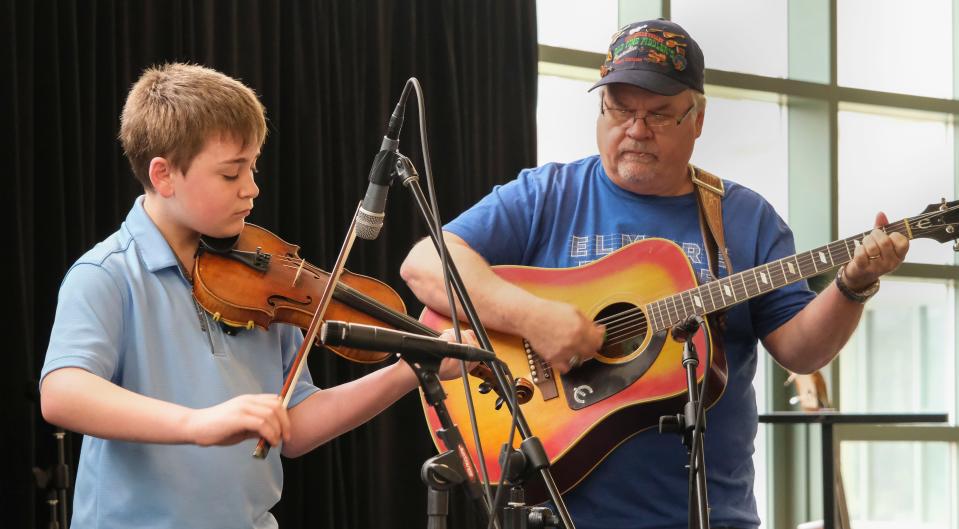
[913,198,959,245]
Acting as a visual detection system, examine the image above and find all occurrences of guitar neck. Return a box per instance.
[645,217,917,333]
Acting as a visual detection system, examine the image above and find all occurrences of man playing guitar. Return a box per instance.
[401,18,908,529]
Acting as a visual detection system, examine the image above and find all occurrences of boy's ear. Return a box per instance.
[148,157,176,197]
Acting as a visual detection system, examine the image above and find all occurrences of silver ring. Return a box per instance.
[868,254,879,260]
[568,354,582,369]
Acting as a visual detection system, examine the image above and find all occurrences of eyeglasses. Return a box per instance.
[601,101,697,130]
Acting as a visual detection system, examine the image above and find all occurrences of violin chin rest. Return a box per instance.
[199,233,241,254]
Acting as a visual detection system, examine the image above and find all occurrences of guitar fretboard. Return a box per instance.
[644,219,917,333]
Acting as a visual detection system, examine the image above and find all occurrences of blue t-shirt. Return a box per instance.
[445,155,814,529]
[41,197,319,529]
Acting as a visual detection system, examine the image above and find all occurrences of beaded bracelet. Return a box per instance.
[835,265,880,304]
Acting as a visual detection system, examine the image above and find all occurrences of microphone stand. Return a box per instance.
[32,428,72,529]
[397,155,574,529]
[317,319,498,527]
[659,315,710,529]
[409,354,490,529]
[53,430,70,529]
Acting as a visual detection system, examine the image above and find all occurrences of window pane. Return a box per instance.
[671,0,787,78]
[841,441,953,529]
[537,0,619,53]
[692,94,789,216]
[838,108,955,265]
[536,75,598,165]
[838,0,953,99]
[839,278,956,417]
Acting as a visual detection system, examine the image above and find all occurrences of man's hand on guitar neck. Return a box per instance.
[764,211,910,374]
[842,211,909,291]
[522,298,605,374]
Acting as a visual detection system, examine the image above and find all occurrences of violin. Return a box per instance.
[192,223,532,402]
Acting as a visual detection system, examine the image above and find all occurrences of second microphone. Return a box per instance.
[320,321,497,363]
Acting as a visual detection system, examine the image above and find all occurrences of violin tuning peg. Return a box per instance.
[513,377,535,404]
[952,241,959,252]
[477,382,492,394]
[495,396,505,410]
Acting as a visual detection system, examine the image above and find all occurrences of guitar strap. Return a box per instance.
[690,164,732,336]
[690,164,733,277]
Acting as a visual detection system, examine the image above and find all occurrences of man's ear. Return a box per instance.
[148,157,175,197]
[694,106,706,139]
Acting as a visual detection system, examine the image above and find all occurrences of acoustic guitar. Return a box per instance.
[419,199,959,504]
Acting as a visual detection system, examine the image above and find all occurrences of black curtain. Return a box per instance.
[4,1,538,527]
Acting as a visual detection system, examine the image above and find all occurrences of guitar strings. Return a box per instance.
[595,215,933,347]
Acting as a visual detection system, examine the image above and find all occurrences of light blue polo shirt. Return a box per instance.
[41,196,319,529]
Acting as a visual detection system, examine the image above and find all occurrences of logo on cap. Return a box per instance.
[591,19,704,95]
[601,24,690,78]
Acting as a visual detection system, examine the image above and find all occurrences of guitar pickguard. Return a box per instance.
[560,329,670,409]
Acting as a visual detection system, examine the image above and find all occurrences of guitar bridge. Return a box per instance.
[524,339,558,401]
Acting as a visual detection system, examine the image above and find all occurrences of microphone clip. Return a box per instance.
[395,154,419,186]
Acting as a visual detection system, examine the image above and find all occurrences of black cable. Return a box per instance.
[410,77,528,529]
[687,317,712,529]
[690,320,711,475]
[406,78,505,525]
[409,77,563,529]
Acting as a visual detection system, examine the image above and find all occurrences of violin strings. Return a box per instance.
[265,255,433,332]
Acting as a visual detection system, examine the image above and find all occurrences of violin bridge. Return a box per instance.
[292,259,306,287]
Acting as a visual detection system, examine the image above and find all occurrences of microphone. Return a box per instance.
[357,83,412,240]
[321,321,497,363]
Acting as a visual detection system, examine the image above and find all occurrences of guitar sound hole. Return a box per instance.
[595,302,646,359]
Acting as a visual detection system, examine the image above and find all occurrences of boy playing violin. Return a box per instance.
[40,63,467,529]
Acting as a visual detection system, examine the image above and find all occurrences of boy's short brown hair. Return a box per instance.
[119,63,267,190]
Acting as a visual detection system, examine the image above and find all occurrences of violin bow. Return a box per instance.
[252,202,362,459]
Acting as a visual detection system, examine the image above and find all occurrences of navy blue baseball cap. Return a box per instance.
[589,19,705,95]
